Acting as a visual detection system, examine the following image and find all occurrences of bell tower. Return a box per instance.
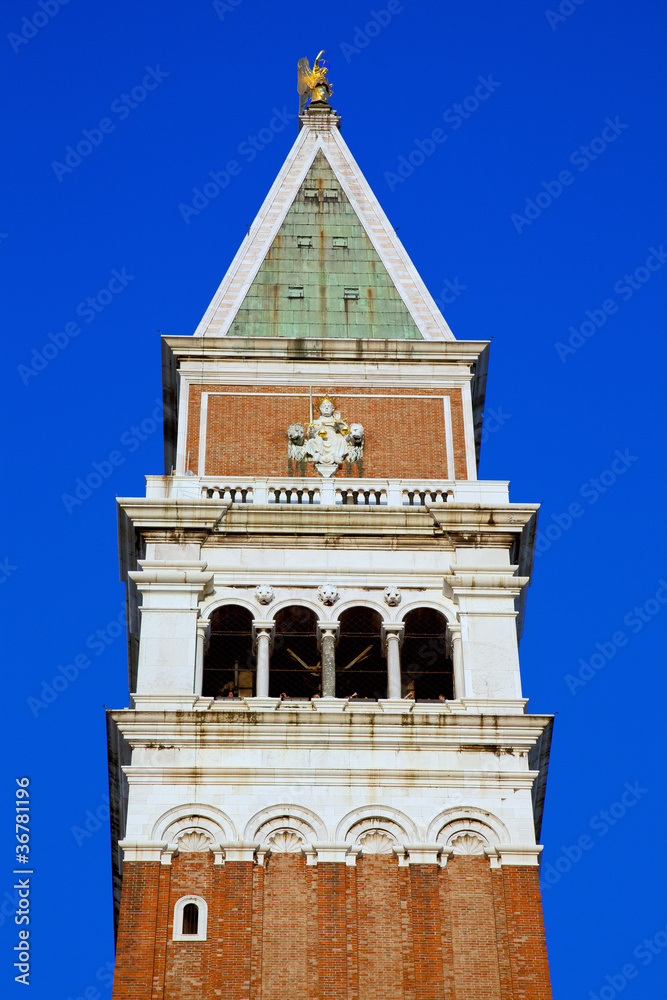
[109,74,553,1000]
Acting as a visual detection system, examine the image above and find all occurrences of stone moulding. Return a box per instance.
[152,803,237,844]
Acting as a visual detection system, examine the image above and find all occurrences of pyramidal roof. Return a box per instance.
[195,104,454,341]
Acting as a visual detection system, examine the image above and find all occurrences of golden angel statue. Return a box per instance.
[297,51,332,112]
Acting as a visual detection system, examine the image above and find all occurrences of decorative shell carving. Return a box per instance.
[267,830,304,853]
[358,830,397,854]
[383,586,402,607]
[450,833,486,856]
[255,584,275,605]
[318,584,339,606]
[177,830,212,853]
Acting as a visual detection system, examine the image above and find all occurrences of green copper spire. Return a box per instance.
[228,152,422,340]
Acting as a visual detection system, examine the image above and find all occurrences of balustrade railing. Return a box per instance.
[144,475,510,505]
[199,482,453,506]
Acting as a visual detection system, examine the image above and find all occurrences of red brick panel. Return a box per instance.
[185,384,468,480]
[345,866,360,1000]
[356,855,404,999]
[249,864,265,1000]
[437,867,456,1000]
[112,862,161,999]
[112,855,552,1000]
[152,865,173,998]
[163,854,216,999]
[501,867,553,1000]
[447,855,503,1000]
[316,863,349,998]
[409,865,445,1000]
[260,855,310,998]
[398,865,417,1000]
[219,862,255,999]
[490,868,515,1000]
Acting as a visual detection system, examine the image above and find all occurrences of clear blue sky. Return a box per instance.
[2,1,666,997]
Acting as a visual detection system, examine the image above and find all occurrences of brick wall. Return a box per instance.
[185,385,468,480]
[113,853,552,999]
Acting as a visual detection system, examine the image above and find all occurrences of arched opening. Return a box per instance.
[182,902,199,935]
[401,608,453,700]
[336,607,385,700]
[269,606,320,699]
[203,605,254,698]
[173,895,208,941]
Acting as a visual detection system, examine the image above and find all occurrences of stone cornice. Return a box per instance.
[122,767,540,790]
[163,336,488,367]
[111,709,552,754]
[116,499,538,547]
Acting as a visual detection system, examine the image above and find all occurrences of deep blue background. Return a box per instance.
[2,1,666,997]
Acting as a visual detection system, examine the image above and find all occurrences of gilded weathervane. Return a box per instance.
[297,51,333,112]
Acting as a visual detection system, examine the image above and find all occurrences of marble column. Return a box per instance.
[194,618,210,696]
[252,621,275,698]
[382,623,405,699]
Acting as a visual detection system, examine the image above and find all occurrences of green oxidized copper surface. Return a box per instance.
[229,152,422,340]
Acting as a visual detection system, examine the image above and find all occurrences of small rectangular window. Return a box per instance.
[333,237,347,248]
[288,286,304,299]
[343,287,359,300]
[304,188,319,200]
[297,236,313,248]
[323,188,339,200]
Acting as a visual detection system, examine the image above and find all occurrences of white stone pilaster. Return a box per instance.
[130,561,213,696]
[445,555,528,700]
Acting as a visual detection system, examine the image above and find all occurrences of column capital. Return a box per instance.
[118,840,167,863]
[309,842,353,864]
[252,620,275,647]
[403,842,444,865]
[444,567,530,599]
[381,621,404,653]
[196,618,211,638]
[486,844,543,867]
[317,621,340,644]
[219,841,260,863]
[129,560,214,608]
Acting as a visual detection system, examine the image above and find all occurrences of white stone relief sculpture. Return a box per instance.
[357,830,397,854]
[346,815,410,846]
[251,810,322,846]
[432,814,502,852]
[255,584,275,605]
[266,829,304,853]
[449,833,487,855]
[318,584,339,606]
[346,423,365,462]
[287,423,307,461]
[177,830,213,853]
[287,395,364,477]
[383,586,402,607]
